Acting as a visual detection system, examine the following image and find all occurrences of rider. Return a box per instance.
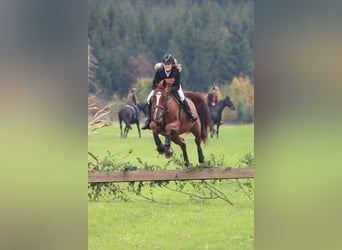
[126,87,139,121]
[207,85,223,125]
[142,54,197,130]
[207,85,219,111]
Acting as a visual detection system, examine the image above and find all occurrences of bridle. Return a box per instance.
[152,91,169,122]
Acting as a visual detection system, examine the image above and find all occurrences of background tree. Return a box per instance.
[227,75,254,122]
[88,0,254,122]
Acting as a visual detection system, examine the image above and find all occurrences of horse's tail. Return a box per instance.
[185,91,211,143]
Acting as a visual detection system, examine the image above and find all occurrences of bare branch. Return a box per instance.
[235,179,254,203]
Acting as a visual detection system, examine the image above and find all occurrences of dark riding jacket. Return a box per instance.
[153,66,180,91]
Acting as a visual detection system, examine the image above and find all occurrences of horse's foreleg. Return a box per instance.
[172,136,190,167]
[164,134,174,158]
[153,132,165,154]
[210,126,215,138]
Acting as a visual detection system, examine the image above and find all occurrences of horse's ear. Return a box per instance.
[152,79,157,88]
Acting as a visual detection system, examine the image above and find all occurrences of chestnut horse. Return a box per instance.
[149,80,211,166]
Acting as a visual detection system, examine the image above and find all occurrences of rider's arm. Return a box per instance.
[153,67,164,85]
[170,68,180,91]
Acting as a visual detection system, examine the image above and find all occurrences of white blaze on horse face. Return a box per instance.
[153,91,163,121]
[156,92,162,103]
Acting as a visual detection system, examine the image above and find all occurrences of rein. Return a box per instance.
[154,104,167,110]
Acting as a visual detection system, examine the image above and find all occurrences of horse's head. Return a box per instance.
[152,80,170,122]
[138,102,148,117]
[151,79,179,122]
[223,96,236,110]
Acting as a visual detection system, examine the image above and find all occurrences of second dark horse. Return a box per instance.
[118,102,148,138]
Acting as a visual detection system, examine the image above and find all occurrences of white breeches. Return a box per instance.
[177,85,185,101]
[147,90,154,102]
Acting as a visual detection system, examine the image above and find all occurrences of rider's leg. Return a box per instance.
[134,105,140,121]
[142,92,153,130]
[177,86,197,122]
[141,102,151,129]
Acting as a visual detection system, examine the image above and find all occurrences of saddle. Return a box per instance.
[125,104,137,120]
[169,89,182,106]
[168,91,186,121]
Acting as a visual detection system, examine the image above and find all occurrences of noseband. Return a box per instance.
[154,104,167,111]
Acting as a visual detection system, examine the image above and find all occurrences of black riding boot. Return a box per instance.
[141,102,152,130]
[182,99,197,122]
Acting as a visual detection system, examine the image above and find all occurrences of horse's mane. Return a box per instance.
[184,91,211,143]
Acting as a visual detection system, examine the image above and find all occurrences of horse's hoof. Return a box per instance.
[165,148,173,158]
[157,146,165,154]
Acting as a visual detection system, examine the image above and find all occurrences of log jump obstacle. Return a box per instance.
[88,167,254,183]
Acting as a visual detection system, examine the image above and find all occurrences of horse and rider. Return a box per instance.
[148,79,211,166]
[126,87,140,121]
[135,53,236,165]
[207,85,236,138]
[141,54,211,166]
[118,88,148,138]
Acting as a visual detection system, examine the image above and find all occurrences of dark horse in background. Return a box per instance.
[210,96,235,138]
[118,102,148,138]
[149,79,211,166]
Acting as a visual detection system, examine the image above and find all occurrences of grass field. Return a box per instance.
[88,123,254,169]
[88,123,254,250]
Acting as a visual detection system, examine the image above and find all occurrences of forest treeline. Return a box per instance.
[88,0,254,99]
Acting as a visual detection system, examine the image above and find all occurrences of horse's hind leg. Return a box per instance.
[136,123,141,138]
[120,121,123,137]
[191,125,205,163]
[124,126,129,137]
[195,137,205,163]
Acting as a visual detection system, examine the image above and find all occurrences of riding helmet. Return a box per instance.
[161,54,175,65]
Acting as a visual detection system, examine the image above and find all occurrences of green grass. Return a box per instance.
[89,199,253,250]
[88,124,254,250]
[88,123,254,168]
